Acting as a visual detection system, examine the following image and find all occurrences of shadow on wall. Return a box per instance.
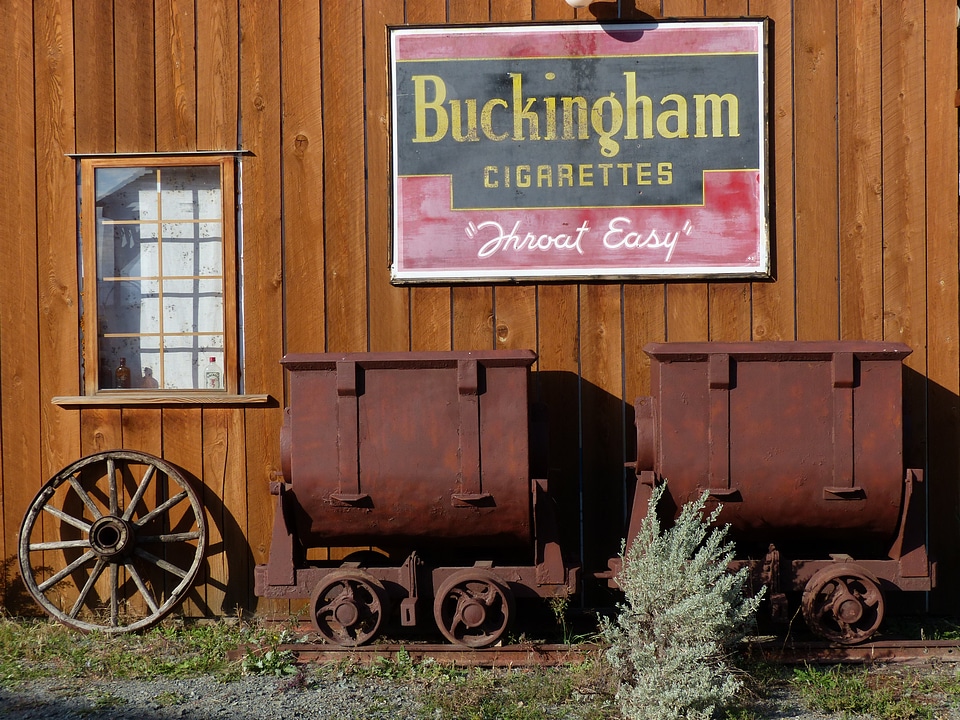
[176,464,256,620]
[906,366,960,612]
[1,554,46,616]
[534,370,636,601]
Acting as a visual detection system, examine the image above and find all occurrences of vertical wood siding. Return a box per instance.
[0,0,957,613]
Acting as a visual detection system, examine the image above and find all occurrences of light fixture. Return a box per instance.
[565,0,592,7]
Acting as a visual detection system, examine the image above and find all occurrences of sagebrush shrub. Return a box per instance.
[602,483,763,720]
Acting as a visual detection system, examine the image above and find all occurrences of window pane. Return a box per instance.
[160,166,221,219]
[94,162,227,392]
[97,279,160,335]
[98,337,155,389]
[95,167,157,221]
[162,278,224,334]
[161,224,223,277]
[161,335,224,389]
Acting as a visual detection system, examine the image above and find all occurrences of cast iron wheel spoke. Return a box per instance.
[310,571,389,647]
[861,587,882,607]
[315,586,352,617]
[801,563,885,645]
[19,450,207,633]
[433,570,514,648]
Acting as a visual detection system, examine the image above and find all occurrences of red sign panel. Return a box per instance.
[390,21,769,282]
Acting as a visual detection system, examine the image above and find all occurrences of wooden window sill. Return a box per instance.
[52,393,273,407]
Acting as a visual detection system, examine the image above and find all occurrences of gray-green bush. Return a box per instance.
[602,483,763,720]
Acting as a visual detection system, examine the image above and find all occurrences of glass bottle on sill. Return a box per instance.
[141,367,159,389]
[115,357,131,389]
[205,357,223,390]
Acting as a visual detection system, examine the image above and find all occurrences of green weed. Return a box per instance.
[792,664,934,719]
[0,615,252,685]
[242,648,299,676]
[415,658,616,720]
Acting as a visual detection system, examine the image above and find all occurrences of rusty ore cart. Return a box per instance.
[253,350,579,647]
[609,341,935,644]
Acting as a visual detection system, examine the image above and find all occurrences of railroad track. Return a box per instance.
[234,638,960,667]
[234,641,605,667]
[747,639,960,665]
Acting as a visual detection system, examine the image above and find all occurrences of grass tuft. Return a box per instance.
[0,614,262,685]
[790,663,960,720]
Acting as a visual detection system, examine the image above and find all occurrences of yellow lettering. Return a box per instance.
[579,164,594,186]
[694,93,740,138]
[516,165,531,188]
[480,98,509,141]
[450,99,479,141]
[591,93,624,158]
[637,162,652,185]
[623,72,654,140]
[658,162,673,184]
[598,163,613,185]
[561,97,589,140]
[537,165,554,187]
[657,94,689,139]
[412,75,449,143]
[543,97,558,140]
[510,73,540,140]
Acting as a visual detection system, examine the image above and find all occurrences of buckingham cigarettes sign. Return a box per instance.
[389,21,769,282]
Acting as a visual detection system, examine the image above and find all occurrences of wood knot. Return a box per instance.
[294,134,309,155]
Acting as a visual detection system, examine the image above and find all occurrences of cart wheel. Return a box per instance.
[433,569,514,648]
[18,450,207,633]
[801,563,885,645]
[311,570,390,646]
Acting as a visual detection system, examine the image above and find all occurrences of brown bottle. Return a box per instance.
[116,357,131,389]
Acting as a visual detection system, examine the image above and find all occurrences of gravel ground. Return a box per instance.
[1,675,426,720]
[3,657,960,719]
[0,672,869,720]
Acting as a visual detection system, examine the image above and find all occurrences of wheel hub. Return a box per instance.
[461,599,486,628]
[333,598,360,627]
[835,595,864,624]
[89,515,134,558]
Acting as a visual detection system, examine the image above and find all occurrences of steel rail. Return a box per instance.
[746,639,960,665]
[232,639,960,667]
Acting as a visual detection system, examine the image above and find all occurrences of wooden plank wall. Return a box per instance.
[0,0,957,614]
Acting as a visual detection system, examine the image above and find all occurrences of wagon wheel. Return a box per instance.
[433,569,514,648]
[801,564,885,645]
[311,570,390,646]
[18,450,207,633]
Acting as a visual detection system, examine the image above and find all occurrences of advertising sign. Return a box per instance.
[390,21,769,282]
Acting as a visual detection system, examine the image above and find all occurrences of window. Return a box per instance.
[80,156,238,395]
